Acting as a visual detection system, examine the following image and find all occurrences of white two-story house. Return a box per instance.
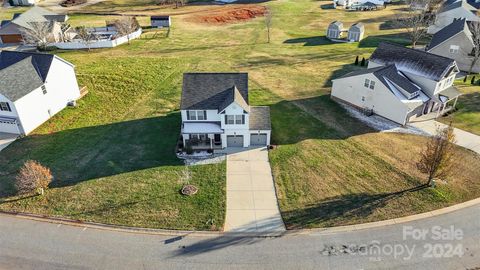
[0,51,80,135]
[331,42,461,125]
[180,73,271,150]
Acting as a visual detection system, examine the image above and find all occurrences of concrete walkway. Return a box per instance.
[224,147,285,233]
[410,120,480,155]
[0,133,17,152]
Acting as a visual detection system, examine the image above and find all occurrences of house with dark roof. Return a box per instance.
[0,51,80,135]
[331,42,461,125]
[427,0,479,34]
[180,73,271,150]
[0,7,69,44]
[427,18,480,73]
[151,16,171,28]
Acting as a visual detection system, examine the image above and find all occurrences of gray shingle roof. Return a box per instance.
[428,18,467,50]
[350,22,364,32]
[335,66,385,80]
[373,65,421,95]
[370,42,457,81]
[249,106,271,130]
[181,73,249,111]
[0,51,54,102]
[1,6,61,31]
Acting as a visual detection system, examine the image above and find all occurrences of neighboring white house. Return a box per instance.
[180,73,271,150]
[0,51,80,135]
[335,0,384,8]
[331,42,461,125]
[10,0,37,6]
[427,18,480,73]
[427,0,479,34]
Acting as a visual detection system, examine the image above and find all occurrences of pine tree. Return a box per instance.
[463,76,467,83]
[360,57,366,66]
[471,76,476,85]
[354,56,359,65]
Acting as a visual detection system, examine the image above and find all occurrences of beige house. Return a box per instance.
[428,18,480,73]
[0,7,69,44]
[427,0,479,34]
[331,42,461,125]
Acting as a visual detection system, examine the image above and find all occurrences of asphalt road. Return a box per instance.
[0,204,479,270]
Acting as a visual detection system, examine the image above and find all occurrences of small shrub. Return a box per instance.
[471,76,476,85]
[360,57,366,66]
[207,149,213,154]
[15,160,53,195]
[354,56,359,65]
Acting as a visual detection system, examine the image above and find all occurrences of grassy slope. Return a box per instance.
[0,0,479,229]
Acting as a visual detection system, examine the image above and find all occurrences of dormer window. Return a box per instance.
[187,110,206,121]
[0,102,11,112]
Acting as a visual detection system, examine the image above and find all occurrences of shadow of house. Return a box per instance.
[282,185,429,229]
[324,63,367,88]
[358,33,411,48]
[283,36,333,46]
[0,112,182,197]
[321,3,336,9]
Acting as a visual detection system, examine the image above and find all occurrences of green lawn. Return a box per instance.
[440,80,480,135]
[1,0,479,229]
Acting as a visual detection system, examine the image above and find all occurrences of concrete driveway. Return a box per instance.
[410,120,480,155]
[224,147,285,233]
[0,133,18,152]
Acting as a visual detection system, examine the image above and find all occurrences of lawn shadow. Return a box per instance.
[358,33,411,48]
[0,112,182,198]
[320,3,336,9]
[282,185,429,229]
[283,36,332,46]
[324,63,368,87]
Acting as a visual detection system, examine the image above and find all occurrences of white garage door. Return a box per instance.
[0,118,20,134]
[250,134,268,146]
[227,135,243,147]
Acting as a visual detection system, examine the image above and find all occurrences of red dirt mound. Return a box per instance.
[190,5,267,24]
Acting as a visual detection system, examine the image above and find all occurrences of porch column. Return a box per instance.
[436,104,441,118]
[453,96,459,109]
[210,134,213,149]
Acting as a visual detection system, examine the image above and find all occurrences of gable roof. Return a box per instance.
[350,22,364,31]
[180,73,249,111]
[369,42,458,81]
[1,7,65,31]
[428,18,468,50]
[151,16,170,20]
[329,21,343,28]
[0,51,55,102]
[441,0,476,12]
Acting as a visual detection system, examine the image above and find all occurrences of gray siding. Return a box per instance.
[429,32,480,73]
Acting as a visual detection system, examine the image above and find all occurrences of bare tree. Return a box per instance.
[114,16,140,44]
[155,0,186,7]
[15,160,53,196]
[75,26,97,51]
[265,7,273,43]
[395,0,438,48]
[467,21,480,74]
[417,123,456,187]
[20,21,53,50]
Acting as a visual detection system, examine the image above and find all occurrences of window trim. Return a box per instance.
[0,102,11,112]
[364,78,370,88]
[41,85,47,95]
[187,110,207,121]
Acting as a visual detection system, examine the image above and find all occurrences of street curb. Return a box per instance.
[287,197,480,236]
[1,197,479,238]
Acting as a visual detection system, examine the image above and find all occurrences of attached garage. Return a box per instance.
[227,135,243,147]
[250,133,268,146]
[0,117,20,134]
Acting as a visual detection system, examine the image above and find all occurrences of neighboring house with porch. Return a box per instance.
[11,0,37,6]
[427,0,479,34]
[0,7,69,44]
[180,73,271,150]
[331,42,461,125]
[427,18,480,73]
[0,51,80,135]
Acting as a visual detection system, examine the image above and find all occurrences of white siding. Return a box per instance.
[331,74,410,125]
[13,57,80,135]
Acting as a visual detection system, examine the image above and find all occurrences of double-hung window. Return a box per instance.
[0,102,11,112]
[187,110,207,121]
[364,79,370,87]
[235,115,244,124]
[41,85,47,95]
[449,45,459,54]
[364,79,375,90]
[226,115,235,125]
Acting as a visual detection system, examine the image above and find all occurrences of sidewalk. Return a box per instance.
[409,120,480,155]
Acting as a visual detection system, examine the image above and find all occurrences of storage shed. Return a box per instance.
[347,22,364,41]
[151,16,171,28]
[326,21,344,39]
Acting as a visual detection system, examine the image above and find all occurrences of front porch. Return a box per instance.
[184,134,223,150]
[410,87,460,123]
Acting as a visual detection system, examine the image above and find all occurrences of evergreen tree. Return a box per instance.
[463,76,467,83]
[360,57,366,66]
[471,76,476,85]
[354,56,359,65]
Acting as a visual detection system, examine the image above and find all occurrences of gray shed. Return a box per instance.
[151,16,171,28]
[326,21,344,39]
[347,22,364,41]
